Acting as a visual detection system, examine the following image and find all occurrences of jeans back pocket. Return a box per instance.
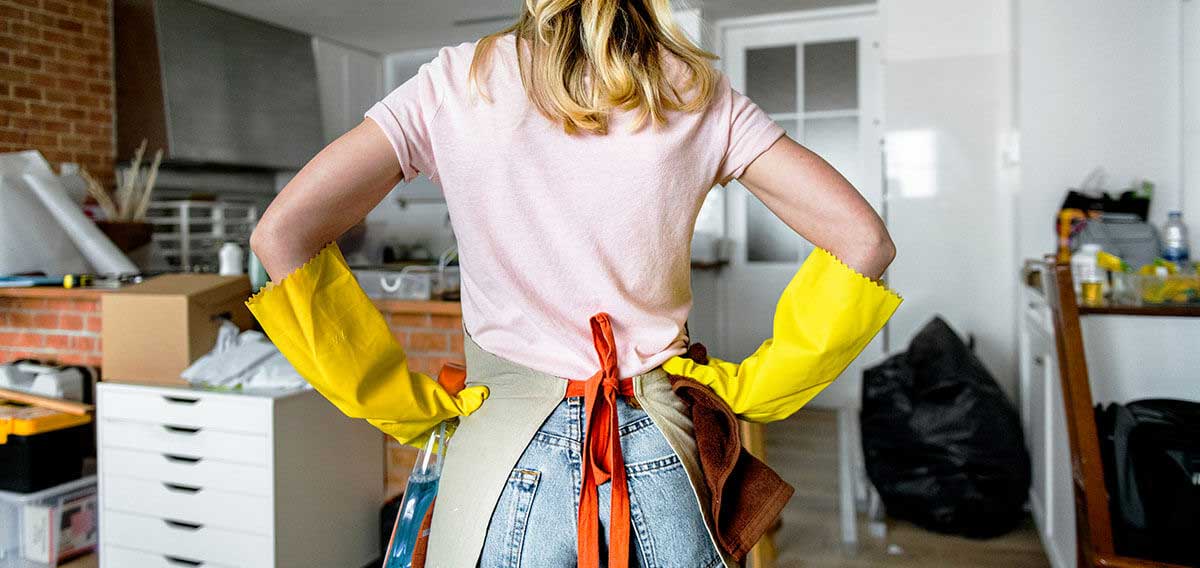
[480,468,541,568]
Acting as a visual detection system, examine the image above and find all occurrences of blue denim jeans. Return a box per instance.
[478,396,722,568]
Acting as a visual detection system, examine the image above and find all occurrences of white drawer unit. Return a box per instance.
[97,383,383,568]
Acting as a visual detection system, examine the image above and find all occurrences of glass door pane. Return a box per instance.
[803,116,860,186]
[804,40,858,112]
[746,46,797,114]
[741,37,861,264]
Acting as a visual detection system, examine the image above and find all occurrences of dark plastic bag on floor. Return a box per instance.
[860,317,1031,538]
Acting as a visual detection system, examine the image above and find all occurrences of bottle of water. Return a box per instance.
[1162,211,1190,264]
[383,423,447,568]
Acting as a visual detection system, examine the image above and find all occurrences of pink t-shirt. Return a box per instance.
[365,37,783,379]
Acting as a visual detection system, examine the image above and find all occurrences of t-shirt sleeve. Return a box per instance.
[365,52,446,183]
[715,83,786,186]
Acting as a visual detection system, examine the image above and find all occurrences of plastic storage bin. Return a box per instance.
[0,404,91,493]
[0,476,97,568]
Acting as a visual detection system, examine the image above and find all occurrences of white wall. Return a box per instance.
[1017,0,1196,406]
[1017,1,1184,262]
[880,0,1020,397]
[1185,0,1200,252]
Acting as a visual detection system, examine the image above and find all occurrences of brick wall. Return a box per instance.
[0,292,103,367]
[383,309,464,498]
[0,0,114,183]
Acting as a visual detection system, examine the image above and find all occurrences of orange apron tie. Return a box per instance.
[566,312,635,568]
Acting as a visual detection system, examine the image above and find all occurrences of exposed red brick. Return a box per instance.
[70,335,95,352]
[6,311,33,327]
[14,332,43,348]
[0,4,24,20]
[430,315,463,329]
[0,0,113,184]
[43,0,71,16]
[0,98,26,113]
[25,41,56,58]
[32,312,58,328]
[390,313,432,328]
[407,331,448,352]
[11,82,38,98]
[27,71,55,87]
[60,312,84,330]
[10,116,40,129]
[44,334,70,349]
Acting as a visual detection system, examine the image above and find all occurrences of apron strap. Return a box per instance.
[566,312,635,568]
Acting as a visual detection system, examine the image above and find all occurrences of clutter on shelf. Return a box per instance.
[1056,168,1198,307]
[180,320,308,392]
[0,151,138,278]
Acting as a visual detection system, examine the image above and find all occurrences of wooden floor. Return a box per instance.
[767,409,1051,568]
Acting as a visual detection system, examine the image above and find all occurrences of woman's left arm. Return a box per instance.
[251,119,401,279]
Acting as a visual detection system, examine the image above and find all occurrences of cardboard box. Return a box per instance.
[101,274,252,386]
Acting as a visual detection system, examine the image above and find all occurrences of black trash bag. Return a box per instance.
[861,317,1031,538]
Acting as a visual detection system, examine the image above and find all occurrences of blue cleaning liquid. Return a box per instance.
[383,472,440,568]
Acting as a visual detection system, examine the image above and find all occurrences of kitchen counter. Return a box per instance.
[0,286,109,300]
[372,298,461,316]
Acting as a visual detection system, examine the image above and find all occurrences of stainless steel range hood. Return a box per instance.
[115,0,323,169]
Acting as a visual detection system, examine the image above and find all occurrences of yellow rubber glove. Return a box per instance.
[663,248,901,423]
[245,243,488,447]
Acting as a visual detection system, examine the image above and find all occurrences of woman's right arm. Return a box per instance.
[737,135,895,279]
[250,120,402,280]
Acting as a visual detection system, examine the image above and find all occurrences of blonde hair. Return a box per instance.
[469,0,718,134]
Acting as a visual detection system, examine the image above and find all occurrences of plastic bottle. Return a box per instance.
[1161,211,1190,265]
[218,242,245,276]
[383,423,447,568]
[1071,244,1103,296]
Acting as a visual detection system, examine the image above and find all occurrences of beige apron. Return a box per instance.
[425,331,738,567]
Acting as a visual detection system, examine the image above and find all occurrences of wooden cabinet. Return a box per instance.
[1018,264,1076,568]
[97,383,382,568]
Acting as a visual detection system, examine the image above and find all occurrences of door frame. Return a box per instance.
[712,6,886,407]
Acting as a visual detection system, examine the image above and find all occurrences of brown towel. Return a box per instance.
[669,344,795,561]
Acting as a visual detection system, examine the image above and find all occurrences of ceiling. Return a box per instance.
[195,0,869,54]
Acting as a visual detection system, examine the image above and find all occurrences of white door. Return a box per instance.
[718,8,885,408]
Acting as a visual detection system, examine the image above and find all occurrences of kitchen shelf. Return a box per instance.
[0,287,108,300]
[1078,304,1200,317]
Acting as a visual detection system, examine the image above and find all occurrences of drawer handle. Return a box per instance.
[163,424,202,435]
[164,555,205,567]
[163,453,202,465]
[163,482,203,494]
[164,519,204,531]
[163,395,201,405]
